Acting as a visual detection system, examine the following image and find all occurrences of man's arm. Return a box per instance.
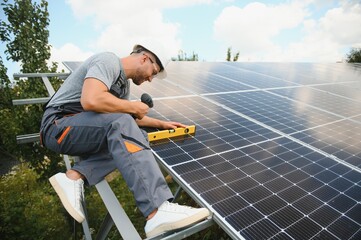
[82,78,187,129]
[81,78,148,119]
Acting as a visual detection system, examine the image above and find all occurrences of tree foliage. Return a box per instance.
[0,56,18,156]
[226,47,239,62]
[346,47,361,63]
[0,0,51,73]
[0,0,63,178]
[0,57,12,108]
[172,50,199,61]
[0,56,20,165]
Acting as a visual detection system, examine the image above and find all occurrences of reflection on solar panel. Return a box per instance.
[65,61,361,239]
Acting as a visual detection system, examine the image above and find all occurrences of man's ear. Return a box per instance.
[140,53,147,64]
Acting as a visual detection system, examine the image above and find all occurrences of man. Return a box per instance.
[40,43,210,238]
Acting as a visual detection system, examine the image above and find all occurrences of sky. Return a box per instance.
[1,0,361,77]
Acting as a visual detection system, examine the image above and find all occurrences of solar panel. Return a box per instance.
[63,59,361,239]
[140,62,361,239]
[62,61,83,72]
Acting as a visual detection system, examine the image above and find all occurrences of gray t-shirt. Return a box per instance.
[47,52,129,108]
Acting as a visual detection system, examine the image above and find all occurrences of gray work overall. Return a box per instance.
[40,105,173,217]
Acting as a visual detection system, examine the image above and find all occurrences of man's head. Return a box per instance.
[131,43,168,80]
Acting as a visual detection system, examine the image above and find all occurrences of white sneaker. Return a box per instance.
[49,173,85,223]
[144,201,210,237]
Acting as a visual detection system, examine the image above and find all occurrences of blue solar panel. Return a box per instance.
[67,60,361,239]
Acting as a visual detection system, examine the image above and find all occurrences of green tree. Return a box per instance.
[0,57,12,108]
[1,0,50,73]
[226,47,239,62]
[172,50,199,61]
[346,47,361,63]
[0,0,63,178]
[0,56,19,160]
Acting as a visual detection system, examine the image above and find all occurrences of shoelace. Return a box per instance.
[161,201,193,212]
[74,180,84,209]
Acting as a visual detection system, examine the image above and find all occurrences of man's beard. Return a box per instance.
[132,68,147,85]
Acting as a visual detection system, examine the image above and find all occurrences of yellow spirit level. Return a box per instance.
[148,125,196,142]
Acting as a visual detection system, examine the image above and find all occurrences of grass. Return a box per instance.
[0,163,231,239]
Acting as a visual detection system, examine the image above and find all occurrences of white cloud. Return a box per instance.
[318,1,361,46]
[49,43,93,71]
[61,0,361,63]
[213,1,308,60]
[213,1,361,62]
[64,0,197,59]
[93,9,181,59]
[283,1,361,62]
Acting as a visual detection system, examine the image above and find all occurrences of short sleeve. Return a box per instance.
[85,52,121,90]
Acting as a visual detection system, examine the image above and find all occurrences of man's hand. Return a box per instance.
[132,101,149,119]
[136,116,188,129]
[160,121,187,130]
